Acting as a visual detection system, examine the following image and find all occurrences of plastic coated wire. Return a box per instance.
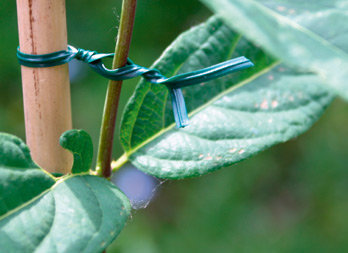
[17,45,254,128]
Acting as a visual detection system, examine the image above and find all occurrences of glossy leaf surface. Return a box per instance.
[119,16,333,179]
[0,133,130,252]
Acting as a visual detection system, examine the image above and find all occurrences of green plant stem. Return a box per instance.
[96,0,137,178]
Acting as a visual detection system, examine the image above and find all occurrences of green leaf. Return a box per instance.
[60,129,93,174]
[0,133,55,216]
[119,16,333,179]
[0,133,131,252]
[201,0,348,100]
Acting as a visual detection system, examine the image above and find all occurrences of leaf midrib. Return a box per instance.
[121,22,247,163]
[127,21,225,149]
[113,60,281,170]
[0,173,89,222]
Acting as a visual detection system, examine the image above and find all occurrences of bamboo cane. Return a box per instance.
[16,0,73,174]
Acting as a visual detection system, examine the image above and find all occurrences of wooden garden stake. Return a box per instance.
[16,0,73,174]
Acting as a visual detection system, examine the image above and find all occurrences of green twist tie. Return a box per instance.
[17,45,254,128]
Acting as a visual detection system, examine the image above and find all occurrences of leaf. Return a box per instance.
[201,0,348,100]
[119,16,333,179]
[60,129,93,174]
[0,133,131,252]
[0,134,55,216]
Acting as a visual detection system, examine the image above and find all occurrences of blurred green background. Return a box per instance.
[0,1,347,252]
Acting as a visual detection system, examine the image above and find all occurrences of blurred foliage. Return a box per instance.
[0,0,347,252]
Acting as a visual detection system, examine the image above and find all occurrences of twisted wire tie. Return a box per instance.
[17,45,254,128]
